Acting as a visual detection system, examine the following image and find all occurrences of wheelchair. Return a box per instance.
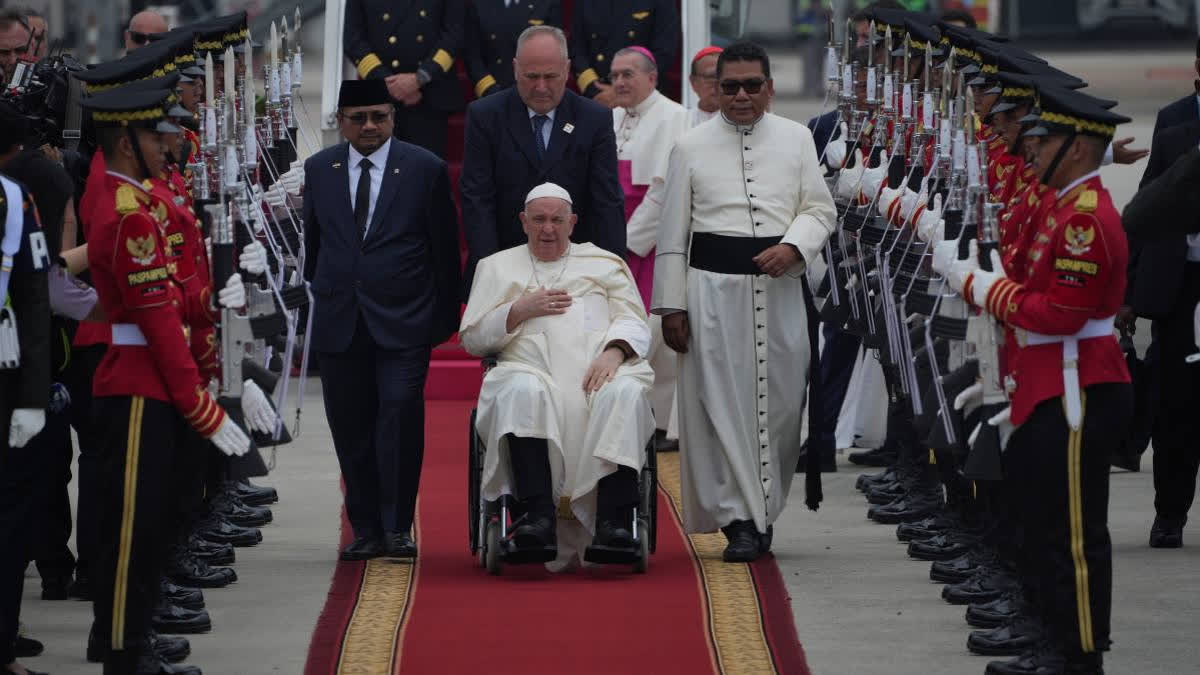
[466,357,658,575]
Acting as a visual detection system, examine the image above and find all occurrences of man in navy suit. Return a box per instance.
[460,24,624,296]
[302,79,461,561]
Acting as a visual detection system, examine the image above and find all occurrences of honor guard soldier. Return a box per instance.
[941,86,1132,675]
[81,85,250,675]
[344,0,466,158]
[0,156,52,675]
[569,0,680,107]
[465,0,562,98]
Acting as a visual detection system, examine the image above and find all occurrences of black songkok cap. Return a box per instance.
[337,79,391,108]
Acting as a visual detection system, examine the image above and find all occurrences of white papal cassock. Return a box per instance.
[460,242,656,568]
[651,113,837,534]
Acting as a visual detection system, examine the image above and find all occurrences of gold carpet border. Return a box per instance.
[657,454,778,674]
[336,509,421,675]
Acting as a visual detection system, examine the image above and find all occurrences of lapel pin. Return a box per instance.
[563,123,575,134]
[332,161,342,168]
[393,168,400,174]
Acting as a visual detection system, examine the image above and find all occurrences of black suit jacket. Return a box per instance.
[808,110,840,163]
[465,0,562,98]
[302,140,461,353]
[1139,93,1199,188]
[1126,119,1200,318]
[343,0,466,113]
[459,87,624,296]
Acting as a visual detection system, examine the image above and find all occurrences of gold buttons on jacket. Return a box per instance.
[382,12,389,20]
[597,53,605,61]
[392,60,400,68]
[388,36,397,44]
[416,34,424,42]
[420,9,427,17]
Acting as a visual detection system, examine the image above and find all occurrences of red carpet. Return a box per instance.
[305,400,811,675]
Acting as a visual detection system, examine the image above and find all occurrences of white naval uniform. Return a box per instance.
[651,113,837,534]
[615,89,687,433]
[460,242,656,569]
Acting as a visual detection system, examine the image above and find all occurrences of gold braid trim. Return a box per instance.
[1039,111,1116,137]
[432,49,454,72]
[356,53,383,78]
[577,68,599,92]
[473,74,497,98]
[93,107,166,123]
[1003,87,1034,99]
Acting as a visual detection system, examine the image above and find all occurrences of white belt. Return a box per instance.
[111,323,148,346]
[1021,316,1115,431]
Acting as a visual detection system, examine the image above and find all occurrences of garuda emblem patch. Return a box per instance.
[1063,223,1095,256]
[126,235,156,266]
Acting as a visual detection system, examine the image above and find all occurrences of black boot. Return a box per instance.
[151,602,212,635]
[907,530,980,561]
[188,534,235,566]
[968,615,1043,656]
[160,578,205,611]
[230,479,278,506]
[88,627,191,664]
[985,643,1068,675]
[942,565,1018,605]
[848,445,897,466]
[210,490,273,528]
[966,591,1024,628]
[166,547,237,588]
[721,520,762,563]
[1149,516,1184,548]
[196,513,262,547]
[930,548,995,584]
[136,647,203,674]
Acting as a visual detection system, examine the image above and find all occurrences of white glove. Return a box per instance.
[209,415,250,457]
[1194,301,1200,351]
[945,240,981,294]
[877,185,903,223]
[835,150,867,201]
[896,187,927,226]
[931,240,958,278]
[954,381,982,411]
[278,167,304,195]
[8,408,45,448]
[916,194,945,243]
[217,272,246,309]
[239,241,268,276]
[824,124,848,169]
[987,405,1014,450]
[240,380,278,435]
[263,183,290,209]
[858,151,889,205]
[967,246,1008,309]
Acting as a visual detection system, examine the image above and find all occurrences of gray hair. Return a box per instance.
[516,25,568,62]
[613,47,657,74]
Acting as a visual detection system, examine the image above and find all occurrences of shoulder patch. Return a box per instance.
[116,183,139,215]
[1075,189,1097,213]
[126,235,157,265]
[1063,222,1095,256]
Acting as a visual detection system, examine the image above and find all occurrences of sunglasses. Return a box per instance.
[341,111,392,125]
[129,31,151,46]
[719,78,766,96]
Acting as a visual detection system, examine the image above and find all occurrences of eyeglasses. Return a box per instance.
[128,31,151,46]
[341,111,392,125]
[719,78,766,95]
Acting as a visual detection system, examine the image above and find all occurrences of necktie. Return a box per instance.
[532,114,549,161]
[355,158,372,237]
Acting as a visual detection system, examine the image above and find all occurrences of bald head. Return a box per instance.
[126,10,167,51]
[514,26,569,114]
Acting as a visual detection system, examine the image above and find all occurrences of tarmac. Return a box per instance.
[18,44,1200,674]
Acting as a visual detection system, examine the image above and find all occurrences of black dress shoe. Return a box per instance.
[942,566,1017,605]
[14,634,43,657]
[967,591,1024,628]
[907,532,979,561]
[1149,516,1184,548]
[197,515,262,547]
[340,536,383,561]
[211,491,273,528]
[968,615,1043,656]
[868,492,942,524]
[188,535,235,566]
[88,628,191,664]
[865,481,908,505]
[985,645,1067,675]
[161,579,205,611]
[585,520,640,564]
[384,532,418,559]
[592,520,635,549]
[930,549,993,584]
[151,603,212,635]
[41,573,72,600]
[167,550,237,588]
[897,512,958,542]
[848,445,897,466]
[230,479,278,506]
[501,515,558,563]
[137,649,203,675]
[722,529,762,562]
[855,467,898,492]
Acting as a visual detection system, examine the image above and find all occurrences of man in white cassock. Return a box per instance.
[610,46,686,449]
[460,182,656,571]
[652,42,837,563]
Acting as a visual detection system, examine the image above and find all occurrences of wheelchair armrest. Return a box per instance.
[481,355,499,371]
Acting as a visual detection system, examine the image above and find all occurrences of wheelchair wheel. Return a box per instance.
[468,408,481,555]
[646,440,658,554]
[484,518,503,576]
[632,513,651,574]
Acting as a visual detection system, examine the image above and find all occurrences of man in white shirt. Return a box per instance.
[460,183,655,571]
[611,46,685,446]
[652,42,836,562]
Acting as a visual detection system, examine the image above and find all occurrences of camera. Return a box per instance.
[2,53,87,151]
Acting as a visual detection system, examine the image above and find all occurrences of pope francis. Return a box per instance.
[460,183,656,571]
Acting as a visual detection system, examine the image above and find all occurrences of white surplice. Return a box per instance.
[651,113,837,534]
[616,90,687,434]
[459,242,656,568]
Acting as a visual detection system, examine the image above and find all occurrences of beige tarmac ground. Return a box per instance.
[18,43,1199,675]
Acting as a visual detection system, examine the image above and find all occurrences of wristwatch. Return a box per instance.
[415,68,432,88]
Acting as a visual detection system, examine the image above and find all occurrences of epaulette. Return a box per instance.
[116,183,140,215]
[1074,189,1097,213]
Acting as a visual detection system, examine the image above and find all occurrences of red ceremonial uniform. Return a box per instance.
[86,172,226,437]
[972,174,1130,425]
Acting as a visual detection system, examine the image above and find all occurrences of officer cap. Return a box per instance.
[1022,86,1129,140]
[895,19,943,58]
[74,44,178,93]
[116,73,191,119]
[82,86,182,134]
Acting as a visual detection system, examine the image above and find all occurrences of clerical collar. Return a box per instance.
[1056,169,1100,198]
[721,112,764,133]
[626,89,660,117]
